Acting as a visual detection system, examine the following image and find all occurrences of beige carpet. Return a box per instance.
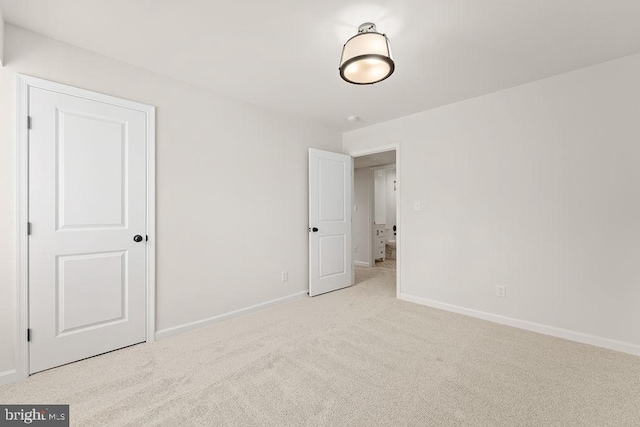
[2,267,640,426]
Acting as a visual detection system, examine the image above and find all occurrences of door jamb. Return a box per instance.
[15,74,156,382]
[347,143,401,299]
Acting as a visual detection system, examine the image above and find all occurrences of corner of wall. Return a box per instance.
[0,8,5,66]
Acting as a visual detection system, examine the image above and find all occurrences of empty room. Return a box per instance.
[1,1,640,425]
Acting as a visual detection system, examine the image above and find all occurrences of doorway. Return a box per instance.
[352,148,400,294]
[16,75,156,378]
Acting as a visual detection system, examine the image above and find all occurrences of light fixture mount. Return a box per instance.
[339,22,395,85]
[358,22,377,33]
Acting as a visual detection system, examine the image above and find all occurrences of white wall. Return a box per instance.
[0,25,341,378]
[344,53,640,354]
[353,168,371,266]
[373,169,387,225]
[385,168,397,238]
[0,7,4,66]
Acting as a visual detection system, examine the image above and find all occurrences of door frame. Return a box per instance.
[15,74,156,381]
[347,143,401,298]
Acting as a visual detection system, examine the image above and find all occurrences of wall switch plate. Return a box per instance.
[354,246,358,253]
[281,271,289,282]
[414,201,421,211]
[496,286,506,298]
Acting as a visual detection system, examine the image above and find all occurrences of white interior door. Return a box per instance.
[28,86,148,373]
[308,149,353,297]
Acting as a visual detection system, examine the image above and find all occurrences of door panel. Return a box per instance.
[57,111,127,229]
[319,157,346,222]
[29,87,147,374]
[309,149,352,296]
[56,251,127,334]
[319,235,346,278]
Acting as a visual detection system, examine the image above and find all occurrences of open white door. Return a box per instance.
[309,149,353,297]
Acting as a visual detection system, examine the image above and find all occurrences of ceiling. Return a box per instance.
[354,150,396,169]
[2,1,640,131]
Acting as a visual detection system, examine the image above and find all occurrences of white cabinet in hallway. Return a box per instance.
[373,224,386,261]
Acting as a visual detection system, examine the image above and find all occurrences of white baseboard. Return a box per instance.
[354,261,371,267]
[0,369,17,386]
[399,293,640,357]
[155,290,308,340]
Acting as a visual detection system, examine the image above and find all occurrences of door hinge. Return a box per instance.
[27,222,32,235]
[27,329,31,342]
[27,116,32,130]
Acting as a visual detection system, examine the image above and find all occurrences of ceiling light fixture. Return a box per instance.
[339,22,395,85]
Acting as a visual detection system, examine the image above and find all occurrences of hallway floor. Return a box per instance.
[374,257,396,270]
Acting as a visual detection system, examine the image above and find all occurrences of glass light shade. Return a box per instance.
[339,30,394,85]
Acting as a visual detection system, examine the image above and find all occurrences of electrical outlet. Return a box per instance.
[281,271,289,282]
[353,205,358,212]
[354,246,358,253]
[496,286,506,298]
[414,201,421,211]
